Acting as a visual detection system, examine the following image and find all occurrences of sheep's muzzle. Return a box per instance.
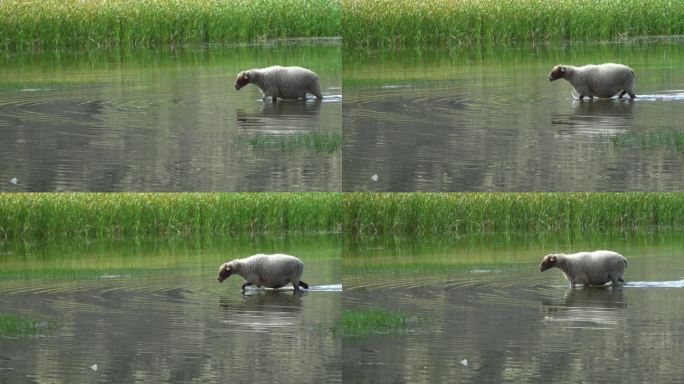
[218,268,232,282]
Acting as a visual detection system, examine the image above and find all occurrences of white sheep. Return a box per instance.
[548,63,636,100]
[217,253,309,292]
[538,250,627,289]
[234,65,323,102]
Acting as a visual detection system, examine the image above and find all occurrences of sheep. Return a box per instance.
[234,65,323,102]
[548,63,636,100]
[217,253,309,292]
[538,250,627,289]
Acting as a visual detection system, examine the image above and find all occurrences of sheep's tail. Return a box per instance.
[299,281,309,289]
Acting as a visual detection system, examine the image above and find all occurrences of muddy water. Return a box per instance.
[0,42,341,192]
[0,235,342,383]
[343,40,684,191]
[343,230,684,383]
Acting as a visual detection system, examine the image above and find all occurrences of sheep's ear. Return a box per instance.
[559,66,566,73]
[243,73,250,80]
[549,255,556,262]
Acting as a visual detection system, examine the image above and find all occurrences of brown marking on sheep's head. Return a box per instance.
[218,262,233,282]
[234,71,251,90]
[548,65,566,81]
[538,254,558,271]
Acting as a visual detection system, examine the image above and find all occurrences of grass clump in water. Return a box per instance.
[0,314,41,337]
[343,0,684,48]
[603,129,684,153]
[238,132,341,153]
[338,308,418,337]
[0,0,341,50]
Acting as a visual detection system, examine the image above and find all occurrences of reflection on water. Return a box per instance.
[344,230,684,383]
[0,235,341,383]
[542,288,627,330]
[0,43,341,192]
[343,41,684,191]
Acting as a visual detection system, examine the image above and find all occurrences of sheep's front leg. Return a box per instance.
[241,281,253,291]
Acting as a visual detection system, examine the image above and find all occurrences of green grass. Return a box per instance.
[237,132,342,153]
[338,308,419,337]
[0,0,341,50]
[602,129,684,153]
[344,193,684,236]
[0,314,41,337]
[0,193,343,239]
[343,0,684,48]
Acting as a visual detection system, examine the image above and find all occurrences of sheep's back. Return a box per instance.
[573,64,634,98]
[244,254,304,287]
[565,251,625,284]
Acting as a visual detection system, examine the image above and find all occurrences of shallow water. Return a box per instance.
[343,40,684,191]
[343,230,684,383]
[0,235,341,383]
[0,42,341,192]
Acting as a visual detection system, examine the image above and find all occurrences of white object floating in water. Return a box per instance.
[371,174,379,182]
[9,177,17,185]
[90,364,98,371]
[459,358,468,367]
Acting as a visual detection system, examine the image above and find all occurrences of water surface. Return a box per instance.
[0,234,341,383]
[343,40,684,191]
[343,230,684,383]
[0,42,341,191]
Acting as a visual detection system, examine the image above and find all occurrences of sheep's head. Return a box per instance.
[548,65,566,81]
[218,262,233,282]
[538,254,558,271]
[234,71,251,90]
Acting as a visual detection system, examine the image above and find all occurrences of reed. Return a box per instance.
[0,0,340,50]
[343,0,684,48]
[344,193,684,236]
[0,193,343,239]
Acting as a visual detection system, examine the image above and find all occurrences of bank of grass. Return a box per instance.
[0,193,342,239]
[237,132,342,153]
[338,308,419,337]
[0,314,41,338]
[343,0,684,48]
[0,0,340,50]
[344,193,684,236]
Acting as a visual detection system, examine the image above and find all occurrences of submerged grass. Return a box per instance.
[339,308,419,337]
[601,129,684,153]
[343,0,684,48]
[0,314,41,337]
[344,193,684,236]
[0,193,342,239]
[236,132,342,153]
[0,0,340,50]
